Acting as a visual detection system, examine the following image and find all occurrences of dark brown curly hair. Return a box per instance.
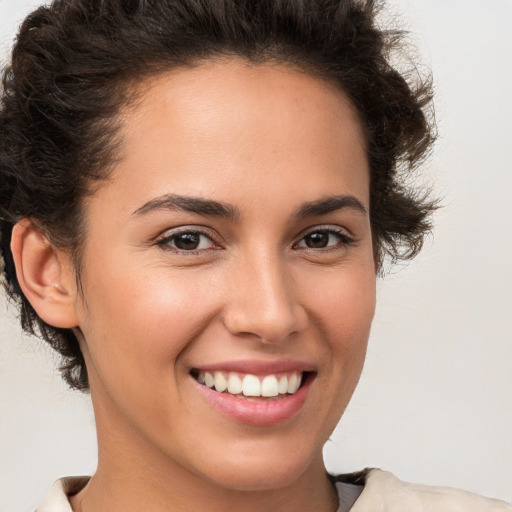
[0,0,436,391]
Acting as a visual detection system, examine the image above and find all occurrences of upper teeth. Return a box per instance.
[196,371,303,397]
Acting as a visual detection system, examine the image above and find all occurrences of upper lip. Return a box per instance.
[192,359,317,375]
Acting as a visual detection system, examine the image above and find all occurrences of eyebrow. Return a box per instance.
[132,193,366,220]
[296,195,367,218]
[132,193,240,220]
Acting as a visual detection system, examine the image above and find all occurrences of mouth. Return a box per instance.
[190,361,316,425]
[191,369,310,401]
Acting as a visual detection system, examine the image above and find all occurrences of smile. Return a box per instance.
[194,370,303,399]
[191,361,316,425]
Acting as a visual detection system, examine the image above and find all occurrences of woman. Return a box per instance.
[0,0,510,511]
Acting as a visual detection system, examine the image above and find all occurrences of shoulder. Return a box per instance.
[337,469,512,512]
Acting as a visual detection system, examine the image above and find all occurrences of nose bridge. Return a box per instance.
[223,245,307,343]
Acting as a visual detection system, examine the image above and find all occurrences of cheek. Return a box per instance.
[304,262,376,392]
[77,259,222,385]
[306,263,376,343]
[75,264,226,433]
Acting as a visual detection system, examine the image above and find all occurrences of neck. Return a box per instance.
[70,394,339,512]
[71,459,338,512]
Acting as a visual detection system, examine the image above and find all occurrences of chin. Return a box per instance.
[194,443,321,492]
[207,465,307,492]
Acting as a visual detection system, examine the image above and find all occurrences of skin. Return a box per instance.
[19,59,377,511]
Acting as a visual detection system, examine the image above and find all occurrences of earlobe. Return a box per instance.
[10,219,79,329]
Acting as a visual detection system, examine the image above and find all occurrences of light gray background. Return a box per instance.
[1,0,511,510]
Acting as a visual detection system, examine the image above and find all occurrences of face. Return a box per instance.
[71,60,376,491]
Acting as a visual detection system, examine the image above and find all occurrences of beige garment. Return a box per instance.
[36,476,88,512]
[348,469,512,512]
[35,469,511,512]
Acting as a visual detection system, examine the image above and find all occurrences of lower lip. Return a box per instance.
[194,375,313,426]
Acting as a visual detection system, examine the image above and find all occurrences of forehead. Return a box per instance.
[91,58,369,216]
[124,58,366,153]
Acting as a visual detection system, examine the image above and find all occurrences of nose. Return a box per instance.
[222,252,309,344]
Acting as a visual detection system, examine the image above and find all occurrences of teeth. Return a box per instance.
[204,372,214,388]
[196,370,304,397]
[261,375,279,397]
[287,372,301,394]
[227,374,243,394]
[278,375,288,394]
[242,374,261,396]
[214,371,227,392]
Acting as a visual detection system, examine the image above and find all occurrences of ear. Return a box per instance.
[10,219,79,329]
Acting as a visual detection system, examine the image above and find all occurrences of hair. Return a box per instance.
[0,0,436,391]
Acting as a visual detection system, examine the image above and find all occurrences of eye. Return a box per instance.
[157,229,217,252]
[294,228,353,250]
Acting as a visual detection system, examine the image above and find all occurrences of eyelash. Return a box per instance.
[156,228,221,254]
[293,227,354,251]
[155,226,354,254]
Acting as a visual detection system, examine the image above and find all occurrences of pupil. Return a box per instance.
[175,233,200,250]
[306,232,328,248]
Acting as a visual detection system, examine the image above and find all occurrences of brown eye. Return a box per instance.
[158,230,216,252]
[295,229,353,250]
[174,232,201,250]
[304,232,330,248]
